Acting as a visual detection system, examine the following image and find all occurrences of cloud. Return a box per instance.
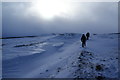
[2,2,118,37]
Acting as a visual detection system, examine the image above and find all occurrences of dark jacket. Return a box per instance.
[81,34,86,43]
[86,32,90,37]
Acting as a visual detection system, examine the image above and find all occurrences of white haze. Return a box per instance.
[2,2,118,37]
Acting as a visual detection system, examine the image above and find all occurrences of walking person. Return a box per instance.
[86,32,90,40]
[81,34,87,48]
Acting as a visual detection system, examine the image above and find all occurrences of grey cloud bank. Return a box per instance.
[2,2,118,37]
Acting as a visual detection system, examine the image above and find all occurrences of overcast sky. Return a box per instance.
[2,1,118,37]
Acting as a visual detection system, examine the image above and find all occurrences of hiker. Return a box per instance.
[81,34,87,48]
[86,32,90,40]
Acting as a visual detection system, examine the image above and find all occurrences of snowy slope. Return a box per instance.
[2,33,119,79]
[0,39,2,79]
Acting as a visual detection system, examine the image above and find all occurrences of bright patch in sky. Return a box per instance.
[30,0,72,20]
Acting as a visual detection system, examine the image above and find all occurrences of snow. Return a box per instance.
[2,33,119,78]
[52,42,64,47]
[0,39,2,79]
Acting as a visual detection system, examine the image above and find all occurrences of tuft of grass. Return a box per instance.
[96,65,103,71]
[95,76,105,80]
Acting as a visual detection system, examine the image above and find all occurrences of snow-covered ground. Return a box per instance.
[2,33,119,79]
[0,39,2,79]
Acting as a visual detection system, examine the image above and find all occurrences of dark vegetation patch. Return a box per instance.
[2,44,5,46]
[74,50,109,78]
[95,64,103,71]
[95,76,105,80]
[80,51,93,57]
[46,70,48,72]
[1,36,37,39]
[14,42,44,47]
[57,67,61,72]
[100,59,106,61]
[52,33,56,35]
[74,50,95,78]
[40,73,42,74]
[59,33,76,37]
[59,33,65,36]
[59,33,75,35]
[93,34,97,35]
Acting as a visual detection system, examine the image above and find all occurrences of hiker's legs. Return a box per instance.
[82,42,86,47]
[82,41,86,47]
[84,42,86,47]
[82,42,84,47]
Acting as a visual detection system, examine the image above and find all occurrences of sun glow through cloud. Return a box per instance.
[30,0,72,20]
